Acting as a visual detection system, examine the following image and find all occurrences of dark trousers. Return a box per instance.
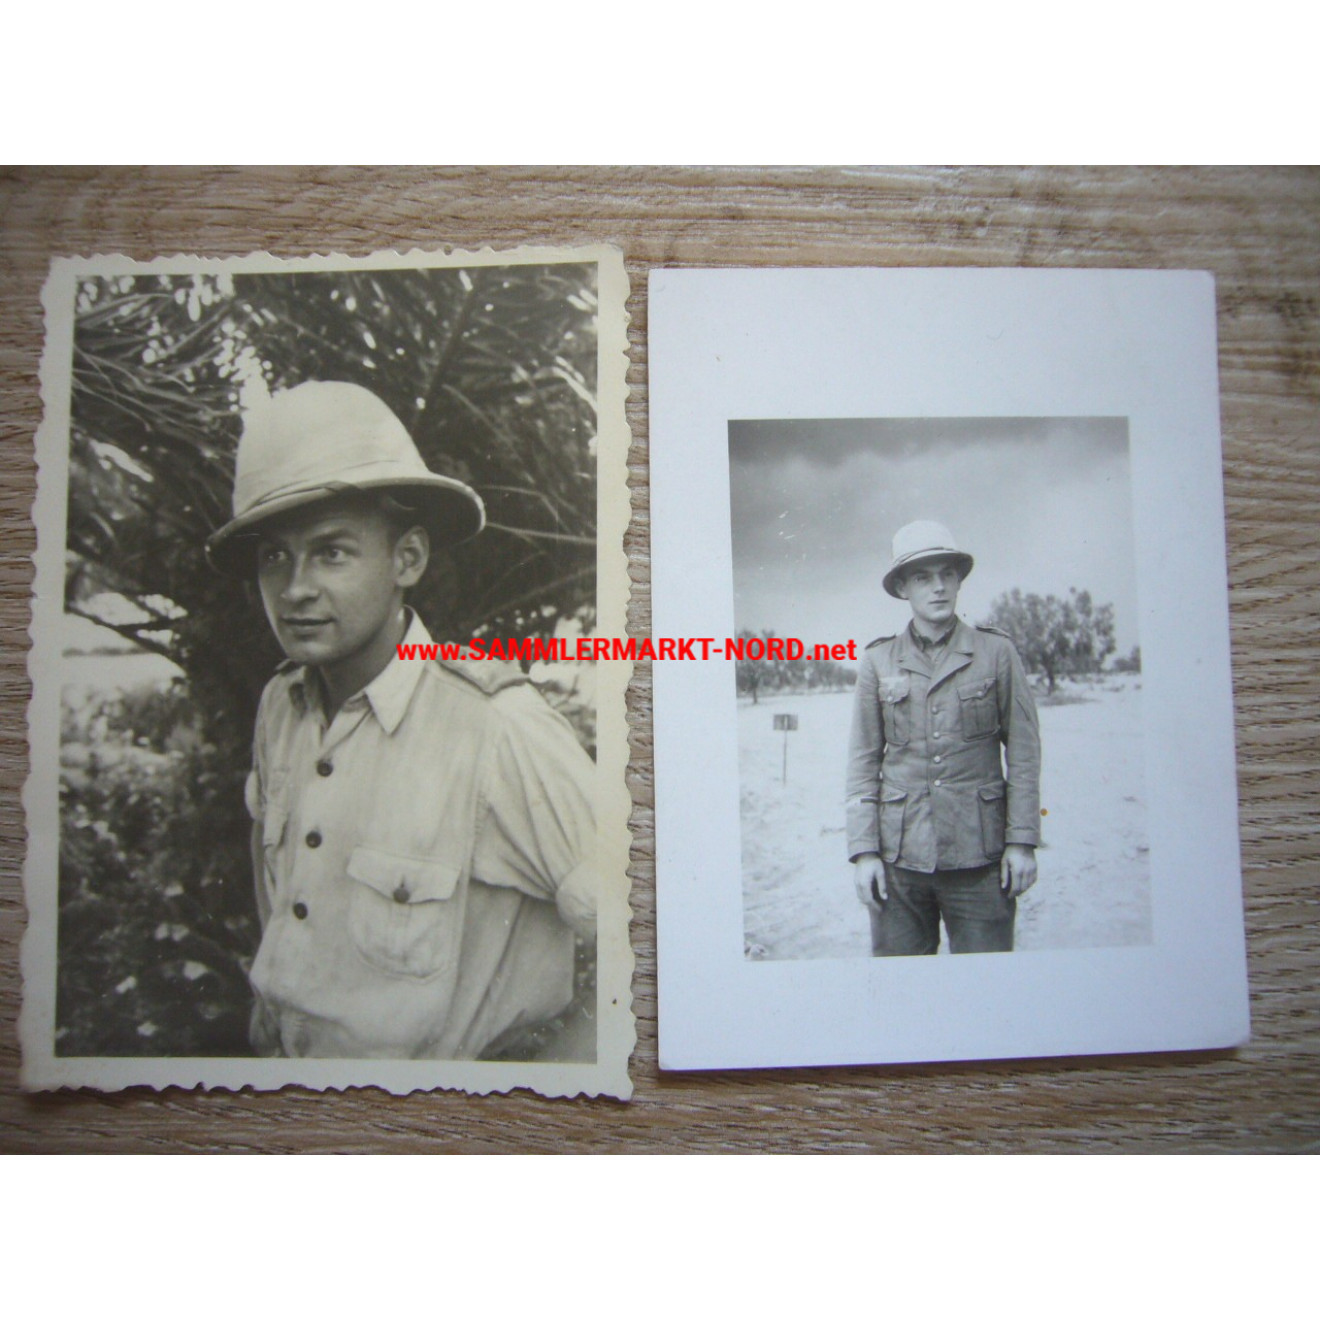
[868,862,1015,956]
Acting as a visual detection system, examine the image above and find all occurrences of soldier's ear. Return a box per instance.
[394,526,430,588]
[892,574,910,600]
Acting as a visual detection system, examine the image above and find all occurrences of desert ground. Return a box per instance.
[739,675,1151,960]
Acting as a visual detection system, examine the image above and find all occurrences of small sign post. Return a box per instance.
[773,712,798,783]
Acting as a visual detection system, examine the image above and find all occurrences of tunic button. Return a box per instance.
[934,755,942,764]
[293,902,308,920]
[932,731,941,739]
[934,779,942,787]
[316,760,333,777]
[393,883,410,904]
[306,830,322,848]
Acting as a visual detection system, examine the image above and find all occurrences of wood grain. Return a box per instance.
[1,166,1317,1152]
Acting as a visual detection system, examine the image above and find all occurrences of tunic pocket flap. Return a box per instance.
[346,847,461,906]
[977,783,1006,802]
[880,785,909,803]
[878,676,910,703]
[959,680,993,701]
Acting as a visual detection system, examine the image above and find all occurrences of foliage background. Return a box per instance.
[57,262,600,1057]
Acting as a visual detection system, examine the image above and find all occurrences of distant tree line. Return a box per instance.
[734,585,1136,706]
[734,631,857,703]
[981,588,1127,692]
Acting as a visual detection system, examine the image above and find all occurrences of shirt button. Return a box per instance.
[293,902,308,920]
[316,760,333,777]
[306,830,322,848]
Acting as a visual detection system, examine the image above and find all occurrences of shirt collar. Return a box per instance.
[908,617,959,652]
[289,610,432,735]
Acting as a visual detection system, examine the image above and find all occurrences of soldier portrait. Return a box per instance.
[727,417,1151,964]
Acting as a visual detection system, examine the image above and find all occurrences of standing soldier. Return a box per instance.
[846,521,1041,955]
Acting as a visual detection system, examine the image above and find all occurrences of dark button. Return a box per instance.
[393,883,410,904]
[293,902,308,920]
[316,760,333,777]
[305,830,322,848]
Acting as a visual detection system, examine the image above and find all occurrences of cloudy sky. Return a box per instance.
[728,416,1139,655]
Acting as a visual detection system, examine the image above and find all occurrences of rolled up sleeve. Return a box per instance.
[473,689,598,940]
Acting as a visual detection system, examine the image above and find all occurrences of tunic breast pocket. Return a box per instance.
[345,847,464,980]
[879,677,911,746]
[957,679,1000,741]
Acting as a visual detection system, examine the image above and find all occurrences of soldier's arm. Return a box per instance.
[998,639,1042,848]
[477,688,598,942]
[846,652,885,867]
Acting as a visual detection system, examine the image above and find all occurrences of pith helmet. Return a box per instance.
[206,381,485,577]
[883,520,974,598]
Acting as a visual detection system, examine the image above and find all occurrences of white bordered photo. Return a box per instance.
[22,246,635,1098]
[649,266,1249,1071]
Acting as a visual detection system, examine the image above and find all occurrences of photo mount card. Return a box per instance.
[648,266,1249,1072]
[22,246,635,1098]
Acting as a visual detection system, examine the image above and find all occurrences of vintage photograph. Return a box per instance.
[23,247,635,1097]
[729,417,1150,962]
[649,266,1248,1071]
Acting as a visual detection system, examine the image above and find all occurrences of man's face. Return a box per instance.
[896,557,961,630]
[255,495,427,691]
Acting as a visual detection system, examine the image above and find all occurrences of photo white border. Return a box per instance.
[649,266,1249,1070]
[21,244,636,1099]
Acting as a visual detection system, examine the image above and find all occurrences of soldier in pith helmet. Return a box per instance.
[210,381,598,1058]
[846,520,1041,955]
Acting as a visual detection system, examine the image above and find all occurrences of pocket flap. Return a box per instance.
[881,785,909,803]
[977,782,1006,802]
[346,847,462,906]
[959,680,993,701]
[879,676,910,704]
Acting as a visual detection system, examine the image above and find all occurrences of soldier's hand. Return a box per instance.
[853,854,886,907]
[1000,844,1038,897]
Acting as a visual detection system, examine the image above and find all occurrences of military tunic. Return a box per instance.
[846,617,1041,872]
[245,612,597,1060]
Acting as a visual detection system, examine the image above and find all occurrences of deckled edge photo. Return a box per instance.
[21,244,635,1099]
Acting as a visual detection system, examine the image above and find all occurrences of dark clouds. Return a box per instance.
[728,417,1138,651]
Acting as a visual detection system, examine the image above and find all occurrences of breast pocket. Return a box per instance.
[879,677,912,747]
[958,679,1000,741]
[346,847,464,980]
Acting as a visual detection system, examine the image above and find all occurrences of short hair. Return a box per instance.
[372,491,429,547]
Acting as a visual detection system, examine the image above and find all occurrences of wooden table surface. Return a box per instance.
[1,166,1316,1153]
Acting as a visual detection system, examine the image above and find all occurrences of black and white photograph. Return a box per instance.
[22,247,635,1097]
[729,416,1150,963]
[649,265,1250,1072]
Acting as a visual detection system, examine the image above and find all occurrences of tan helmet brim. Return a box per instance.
[883,549,974,599]
[205,475,486,578]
